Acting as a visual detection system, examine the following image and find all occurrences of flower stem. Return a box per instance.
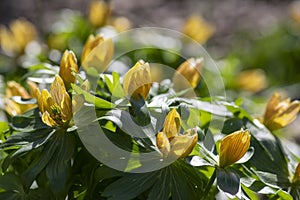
[202,168,217,200]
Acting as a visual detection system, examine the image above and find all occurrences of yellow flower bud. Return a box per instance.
[4,81,36,116]
[173,58,203,90]
[163,109,181,139]
[123,60,152,100]
[88,0,110,27]
[81,34,114,73]
[36,75,72,127]
[156,131,171,157]
[290,1,300,24]
[183,15,214,44]
[262,93,300,131]
[59,50,78,90]
[0,26,20,55]
[236,69,268,93]
[219,129,250,168]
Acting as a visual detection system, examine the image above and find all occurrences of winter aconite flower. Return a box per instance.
[81,34,114,73]
[183,15,214,44]
[156,109,198,158]
[5,81,37,116]
[88,0,110,27]
[261,93,300,131]
[173,58,204,90]
[36,75,72,128]
[219,129,251,168]
[0,18,37,55]
[59,50,78,90]
[163,108,181,138]
[123,60,152,100]
[236,69,268,93]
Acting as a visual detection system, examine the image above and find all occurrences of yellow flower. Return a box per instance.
[219,129,250,168]
[173,58,204,90]
[156,109,198,158]
[88,0,110,27]
[236,69,268,93]
[5,81,37,116]
[183,15,214,44]
[81,34,114,73]
[0,19,37,55]
[59,50,78,90]
[163,108,181,138]
[262,93,300,131]
[123,60,152,100]
[293,163,300,183]
[36,75,72,127]
[110,17,132,32]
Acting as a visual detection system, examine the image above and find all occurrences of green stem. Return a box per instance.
[202,168,217,200]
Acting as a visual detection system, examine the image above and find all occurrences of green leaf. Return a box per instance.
[72,84,115,109]
[217,167,240,195]
[46,132,75,195]
[2,129,55,172]
[22,131,59,190]
[221,118,244,135]
[104,72,125,99]
[10,109,49,132]
[0,173,23,193]
[102,171,159,200]
[94,164,124,181]
[0,122,10,134]
[246,120,290,187]
[147,167,171,200]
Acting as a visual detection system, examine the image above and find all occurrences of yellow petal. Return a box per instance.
[173,58,203,90]
[36,88,44,113]
[81,35,114,73]
[163,109,181,139]
[42,111,59,127]
[88,0,110,27]
[170,128,198,158]
[263,93,281,122]
[293,163,300,183]
[50,75,67,105]
[123,60,152,100]
[27,80,38,98]
[59,50,78,89]
[156,132,171,157]
[0,26,20,54]
[263,93,300,131]
[41,89,53,113]
[219,129,250,168]
[269,100,300,131]
[10,19,37,50]
[6,81,30,98]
